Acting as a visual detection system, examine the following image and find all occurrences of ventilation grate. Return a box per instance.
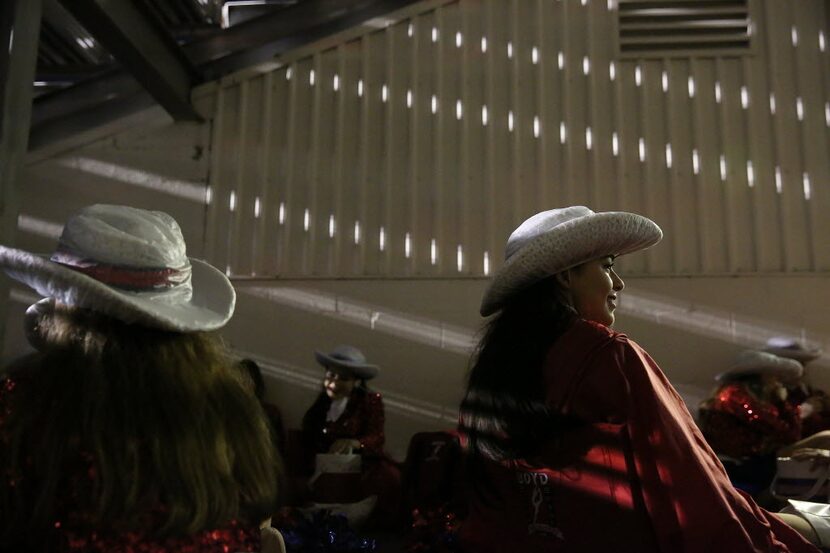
[617,0,752,58]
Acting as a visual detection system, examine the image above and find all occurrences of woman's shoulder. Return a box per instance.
[565,319,635,352]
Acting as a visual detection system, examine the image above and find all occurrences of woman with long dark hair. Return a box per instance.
[0,205,284,552]
[458,206,817,552]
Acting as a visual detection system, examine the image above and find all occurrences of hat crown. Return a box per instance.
[328,345,367,365]
[54,204,188,269]
[505,206,594,261]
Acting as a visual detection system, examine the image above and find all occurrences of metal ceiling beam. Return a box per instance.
[56,0,201,121]
[29,0,419,151]
[188,0,422,80]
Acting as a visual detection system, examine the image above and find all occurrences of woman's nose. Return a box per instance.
[612,270,624,291]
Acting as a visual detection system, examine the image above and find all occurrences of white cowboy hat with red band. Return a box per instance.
[0,204,234,332]
[480,206,663,316]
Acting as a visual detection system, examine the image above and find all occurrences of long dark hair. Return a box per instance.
[0,304,279,548]
[459,276,577,463]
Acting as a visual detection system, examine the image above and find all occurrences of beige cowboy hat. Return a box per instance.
[480,206,663,316]
[0,204,235,332]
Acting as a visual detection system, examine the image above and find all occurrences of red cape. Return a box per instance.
[460,319,817,553]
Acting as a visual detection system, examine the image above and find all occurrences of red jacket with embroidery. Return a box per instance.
[459,319,818,553]
[302,387,386,456]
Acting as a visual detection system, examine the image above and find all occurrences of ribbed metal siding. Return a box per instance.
[201,0,830,278]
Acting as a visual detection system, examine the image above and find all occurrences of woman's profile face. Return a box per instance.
[323,369,357,400]
[565,256,624,326]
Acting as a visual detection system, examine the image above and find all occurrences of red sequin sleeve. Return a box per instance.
[357,392,386,456]
[702,383,801,457]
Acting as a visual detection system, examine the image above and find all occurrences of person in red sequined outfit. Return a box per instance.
[0,205,283,553]
[699,350,805,460]
[300,345,402,529]
[457,207,818,553]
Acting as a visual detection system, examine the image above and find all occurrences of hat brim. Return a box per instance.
[764,346,822,364]
[0,246,234,332]
[716,358,804,382]
[315,351,379,380]
[480,212,662,316]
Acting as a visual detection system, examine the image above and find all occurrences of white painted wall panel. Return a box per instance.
[198,0,830,280]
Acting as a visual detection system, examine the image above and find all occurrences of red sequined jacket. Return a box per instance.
[699,381,802,458]
[0,369,262,553]
[301,387,386,457]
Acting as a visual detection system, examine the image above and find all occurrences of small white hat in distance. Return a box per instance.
[314,345,380,380]
[716,350,804,383]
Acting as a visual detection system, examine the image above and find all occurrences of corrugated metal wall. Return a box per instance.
[197,0,830,279]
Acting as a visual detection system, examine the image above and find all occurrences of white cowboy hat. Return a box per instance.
[764,336,822,364]
[480,206,662,316]
[716,350,804,382]
[314,345,380,380]
[0,204,234,332]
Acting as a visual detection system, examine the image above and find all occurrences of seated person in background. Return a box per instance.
[301,345,401,529]
[0,205,282,552]
[699,350,804,497]
[765,337,830,439]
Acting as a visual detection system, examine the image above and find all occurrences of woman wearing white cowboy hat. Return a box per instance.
[0,205,285,553]
[298,345,401,529]
[457,206,817,553]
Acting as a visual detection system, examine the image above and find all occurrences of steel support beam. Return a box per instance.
[188,0,421,80]
[29,0,419,151]
[0,0,42,355]
[57,0,201,121]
